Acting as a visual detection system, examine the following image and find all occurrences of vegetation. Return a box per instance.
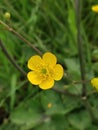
[0,0,98,130]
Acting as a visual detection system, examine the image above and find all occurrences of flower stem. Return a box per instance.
[75,0,98,123]
[52,88,80,98]
[0,20,42,55]
[82,97,98,125]
[75,0,86,97]
[0,40,26,76]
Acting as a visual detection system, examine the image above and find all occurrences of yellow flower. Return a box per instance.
[27,52,64,90]
[91,78,98,90]
[91,5,98,13]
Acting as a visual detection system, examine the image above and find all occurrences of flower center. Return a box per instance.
[40,67,53,81]
[41,68,47,74]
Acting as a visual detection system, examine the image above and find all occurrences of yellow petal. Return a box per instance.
[92,5,98,13]
[43,52,57,67]
[91,78,98,90]
[53,64,63,80]
[27,55,43,70]
[39,78,54,90]
[27,71,42,85]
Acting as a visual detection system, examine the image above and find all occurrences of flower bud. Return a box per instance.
[4,12,11,20]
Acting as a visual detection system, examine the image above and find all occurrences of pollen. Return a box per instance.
[47,103,52,108]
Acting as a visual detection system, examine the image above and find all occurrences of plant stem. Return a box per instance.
[0,20,42,55]
[52,88,80,98]
[75,0,98,124]
[0,40,26,76]
[75,0,86,97]
[82,97,98,125]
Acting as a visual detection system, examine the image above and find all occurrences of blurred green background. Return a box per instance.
[0,0,98,130]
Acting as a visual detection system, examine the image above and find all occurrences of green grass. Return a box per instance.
[0,0,98,130]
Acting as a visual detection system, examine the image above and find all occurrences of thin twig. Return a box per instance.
[52,87,81,98]
[0,40,26,76]
[0,20,42,55]
[87,90,98,96]
[75,0,98,124]
[72,79,90,85]
[82,97,98,125]
[75,0,86,97]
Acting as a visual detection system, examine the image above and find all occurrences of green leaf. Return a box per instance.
[68,110,91,130]
[40,90,65,115]
[0,123,20,130]
[92,62,98,75]
[64,58,80,80]
[34,114,69,130]
[68,7,77,42]
[89,95,98,120]
[10,74,17,110]
[62,94,82,114]
[10,97,44,130]
[92,49,98,60]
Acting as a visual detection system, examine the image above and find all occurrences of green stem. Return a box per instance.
[0,40,26,76]
[75,0,98,124]
[0,20,42,55]
[82,97,98,125]
[75,0,86,97]
[52,88,80,98]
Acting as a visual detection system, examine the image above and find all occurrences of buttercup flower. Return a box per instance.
[27,52,63,90]
[91,5,98,13]
[91,78,98,90]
